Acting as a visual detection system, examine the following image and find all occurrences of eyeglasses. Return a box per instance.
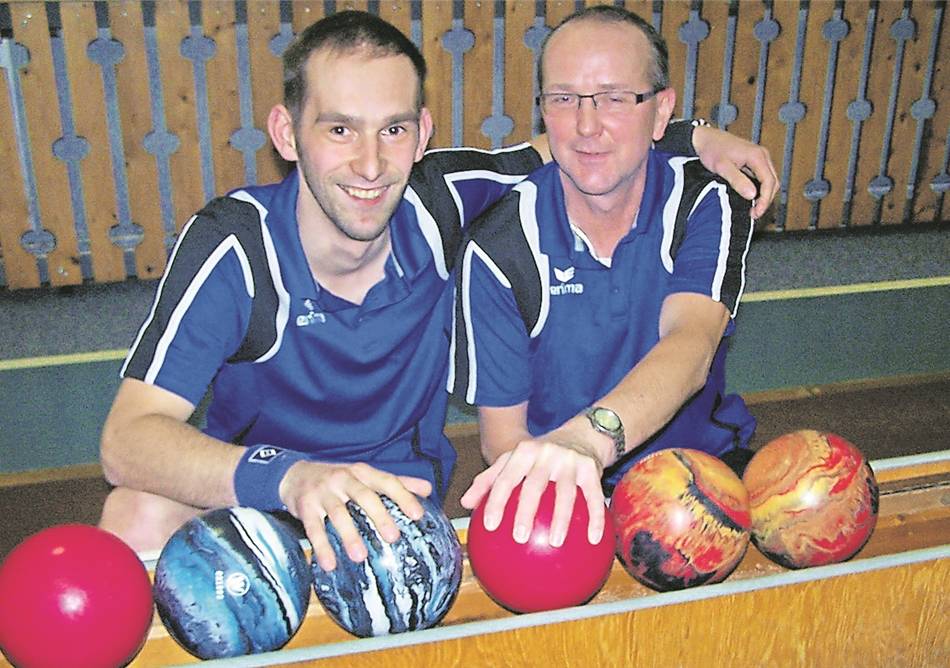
[536,89,662,115]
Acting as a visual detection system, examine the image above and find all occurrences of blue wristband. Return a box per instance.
[233,445,308,511]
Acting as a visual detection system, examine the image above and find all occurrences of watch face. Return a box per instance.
[593,408,621,432]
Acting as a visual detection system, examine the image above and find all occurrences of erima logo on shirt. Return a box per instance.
[550,265,584,295]
[297,298,327,327]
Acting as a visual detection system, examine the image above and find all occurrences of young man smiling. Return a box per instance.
[99,10,775,570]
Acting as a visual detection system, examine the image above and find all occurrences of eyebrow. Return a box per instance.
[314,111,420,127]
[543,83,633,92]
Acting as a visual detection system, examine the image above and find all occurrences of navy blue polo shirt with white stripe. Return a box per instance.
[121,144,542,501]
[453,151,757,490]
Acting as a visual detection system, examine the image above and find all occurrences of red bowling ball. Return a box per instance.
[467,481,615,613]
[0,524,154,668]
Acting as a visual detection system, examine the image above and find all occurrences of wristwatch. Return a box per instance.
[585,406,625,462]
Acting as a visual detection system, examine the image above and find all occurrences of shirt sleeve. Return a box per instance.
[454,240,533,407]
[668,172,753,316]
[121,212,254,405]
[655,119,706,156]
[409,143,544,227]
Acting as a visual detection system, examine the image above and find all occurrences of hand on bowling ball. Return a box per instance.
[461,423,607,547]
[278,460,432,571]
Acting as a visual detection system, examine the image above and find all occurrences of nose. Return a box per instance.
[351,135,385,182]
[575,97,602,137]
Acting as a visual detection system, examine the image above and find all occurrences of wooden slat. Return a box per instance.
[110,0,168,280]
[780,2,826,232]
[10,1,82,287]
[657,0,690,119]
[879,1,935,226]
[727,1,764,156]
[850,0,903,228]
[246,0,284,187]
[692,0,729,125]
[815,2,860,230]
[203,1,244,198]
[421,1,453,149]
[59,1,126,282]
[912,0,950,225]
[155,0,206,242]
[0,10,37,288]
[461,0,492,149]
[502,0,536,144]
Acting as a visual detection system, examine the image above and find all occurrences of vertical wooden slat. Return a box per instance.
[503,0,536,144]
[880,2,933,226]
[245,0,284,187]
[657,0,690,120]
[421,1,453,148]
[109,0,166,280]
[727,1,760,143]
[1,0,947,290]
[58,1,125,282]
[0,12,37,288]
[814,2,859,230]
[758,0,797,232]
[693,1,728,124]
[461,0,492,149]
[9,1,82,286]
[781,2,828,231]
[850,0,902,228]
[155,0,204,238]
[914,1,950,225]
[202,1,243,198]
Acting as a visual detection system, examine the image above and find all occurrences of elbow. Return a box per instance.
[99,417,126,487]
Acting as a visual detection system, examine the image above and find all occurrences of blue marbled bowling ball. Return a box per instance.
[311,494,462,637]
[153,507,311,660]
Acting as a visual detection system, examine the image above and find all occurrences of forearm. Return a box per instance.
[477,404,533,465]
[595,329,715,462]
[101,405,242,510]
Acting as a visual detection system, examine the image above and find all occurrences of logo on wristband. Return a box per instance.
[249,446,283,464]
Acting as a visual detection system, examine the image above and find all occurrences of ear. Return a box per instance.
[651,88,677,142]
[268,104,299,163]
[414,107,435,163]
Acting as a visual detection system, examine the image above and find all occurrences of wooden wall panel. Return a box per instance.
[203,1,243,200]
[111,1,166,280]
[59,2,125,282]
[850,1,903,228]
[915,1,950,225]
[502,0,535,144]
[0,8,35,289]
[246,0,284,187]
[726,2,760,146]
[420,1,453,149]
[9,1,82,287]
[153,1,204,242]
[0,0,946,289]
[461,1,492,149]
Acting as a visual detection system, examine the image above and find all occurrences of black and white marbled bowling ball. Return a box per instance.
[153,507,311,659]
[311,494,462,637]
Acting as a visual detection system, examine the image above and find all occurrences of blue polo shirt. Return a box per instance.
[122,143,542,500]
[453,152,757,490]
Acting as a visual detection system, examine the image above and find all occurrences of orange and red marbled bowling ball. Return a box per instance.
[611,448,751,592]
[743,430,879,569]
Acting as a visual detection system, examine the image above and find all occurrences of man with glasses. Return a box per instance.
[453,5,760,549]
